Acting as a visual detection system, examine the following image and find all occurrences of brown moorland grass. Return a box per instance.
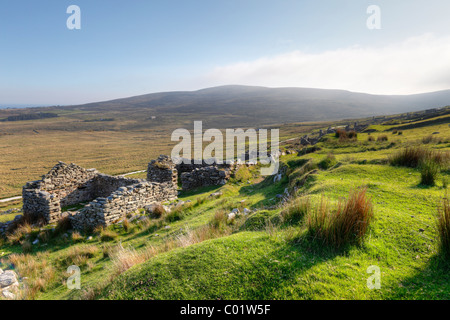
[6,252,56,300]
[61,244,100,267]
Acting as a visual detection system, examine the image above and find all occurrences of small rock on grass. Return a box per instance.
[2,290,15,300]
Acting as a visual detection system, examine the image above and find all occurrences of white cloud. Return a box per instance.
[201,34,450,95]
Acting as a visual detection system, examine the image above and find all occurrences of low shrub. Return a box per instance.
[377,135,388,142]
[335,129,347,139]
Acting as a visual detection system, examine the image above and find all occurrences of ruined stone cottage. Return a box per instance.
[23,158,178,231]
[21,155,237,231]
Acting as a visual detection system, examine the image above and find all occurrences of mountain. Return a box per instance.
[71,85,450,126]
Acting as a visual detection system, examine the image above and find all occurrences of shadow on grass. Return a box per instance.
[178,185,222,198]
[222,233,351,299]
[386,253,450,299]
[237,175,289,209]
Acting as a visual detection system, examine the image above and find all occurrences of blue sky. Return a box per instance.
[1,0,450,105]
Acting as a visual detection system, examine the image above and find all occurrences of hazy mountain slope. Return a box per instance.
[72,85,450,125]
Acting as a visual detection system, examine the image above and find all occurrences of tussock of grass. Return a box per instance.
[110,243,157,275]
[306,188,374,248]
[165,210,184,222]
[288,159,318,188]
[281,197,310,224]
[389,146,449,168]
[6,222,32,245]
[210,209,228,230]
[194,196,208,207]
[437,197,450,258]
[100,228,119,242]
[377,135,388,142]
[420,160,440,186]
[148,204,166,218]
[62,244,99,267]
[335,129,357,142]
[71,231,84,243]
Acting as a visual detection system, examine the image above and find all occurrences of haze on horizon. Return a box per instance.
[1,0,450,106]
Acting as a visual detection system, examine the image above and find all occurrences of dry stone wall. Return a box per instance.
[174,158,233,174]
[171,157,238,191]
[180,166,231,190]
[147,155,178,189]
[69,180,177,231]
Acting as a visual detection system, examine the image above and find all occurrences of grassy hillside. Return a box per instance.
[0,112,448,300]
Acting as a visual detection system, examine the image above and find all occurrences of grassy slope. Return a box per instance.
[0,115,449,300]
[100,120,449,300]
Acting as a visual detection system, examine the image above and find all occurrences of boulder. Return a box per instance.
[0,270,18,289]
[227,212,236,221]
[2,290,15,300]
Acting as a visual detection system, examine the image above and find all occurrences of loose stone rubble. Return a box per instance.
[0,269,19,300]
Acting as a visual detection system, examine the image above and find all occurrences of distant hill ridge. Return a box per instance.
[72,85,450,124]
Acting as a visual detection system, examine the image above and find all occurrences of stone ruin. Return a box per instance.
[20,154,244,232]
[172,157,237,191]
[22,160,178,231]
